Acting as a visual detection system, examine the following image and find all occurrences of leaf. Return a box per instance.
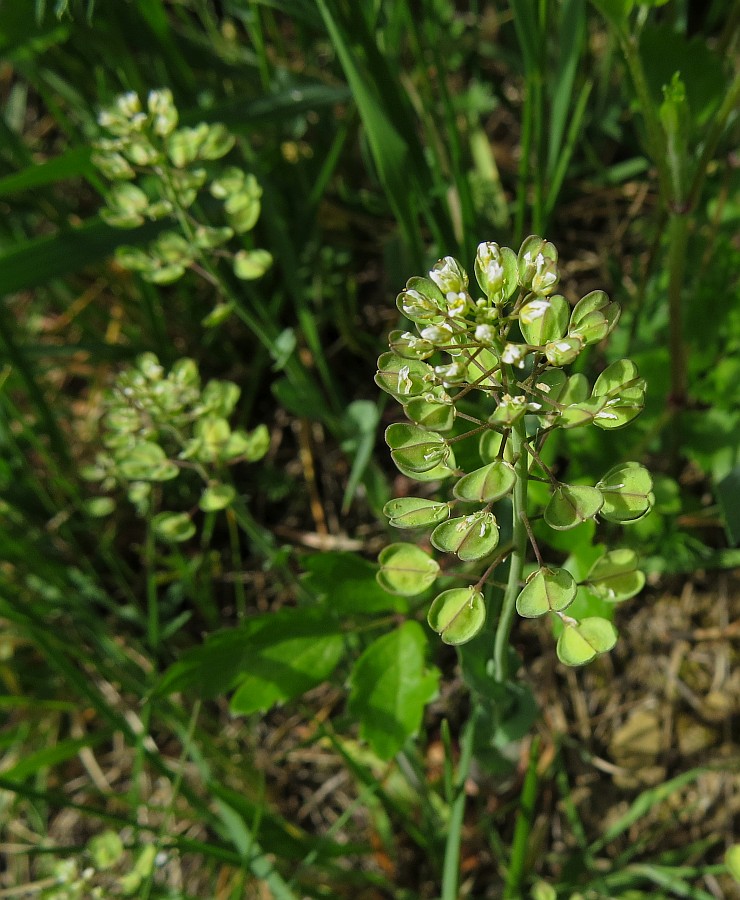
[383,497,451,529]
[431,512,500,562]
[586,548,645,602]
[453,460,516,503]
[427,587,486,645]
[598,462,654,523]
[544,484,604,530]
[376,543,439,596]
[348,621,439,760]
[556,616,617,666]
[156,608,344,706]
[516,567,577,618]
[0,217,165,295]
[302,552,408,614]
[230,623,344,715]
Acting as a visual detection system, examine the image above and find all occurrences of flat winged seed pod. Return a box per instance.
[377,543,439,596]
[376,236,652,668]
[428,587,486,645]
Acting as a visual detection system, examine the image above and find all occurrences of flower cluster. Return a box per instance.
[376,236,654,665]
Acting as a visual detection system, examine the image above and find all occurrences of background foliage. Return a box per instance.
[0,1,738,897]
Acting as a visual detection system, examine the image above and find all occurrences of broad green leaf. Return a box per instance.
[598,462,654,522]
[302,552,407,614]
[386,423,449,473]
[375,353,433,400]
[428,587,486,645]
[383,497,450,529]
[348,621,439,760]
[151,512,195,543]
[586,549,645,602]
[516,567,577,618]
[453,460,516,502]
[376,543,439,596]
[431,512,499,561]
[199,483,236,512]
[556,617,617,666]
[230,626,344,715]
[545,484,603,530]
[404,396,455,431]
[519,294,569,346]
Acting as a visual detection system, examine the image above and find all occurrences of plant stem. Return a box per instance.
[666,212,689,412]
[503,736,541,898]
[145,513,159,651]
[440,705,481,900]
[493,420,528,683]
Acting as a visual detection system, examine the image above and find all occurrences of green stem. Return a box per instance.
[617,29,672,203]
[493,420,528,683]
[666,211,689,437]
[503,736,541,898]
[440,705,481,900]
[145,513,159,651]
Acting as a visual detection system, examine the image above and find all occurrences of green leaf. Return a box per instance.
[716,465,740,546]
[376,543,439,596]
[199,483,236,512]
[348,621,439,760]
[157,608,344,707]
[151,511,196,543]
[428,587,486,645]
[375,352,433,400]
[598,462,654,523]
[515,567,577,618]
[453,460,516,503]
[519,294,569,346]
[586,549,645,602]
[383,497,450,529]
[302,551,408,614]
[386,423,449,474]
[544,484,603,530]
[556,616,617,666]
[431,512,500,561]
[231,626,344,715]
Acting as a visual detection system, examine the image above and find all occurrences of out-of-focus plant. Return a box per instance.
[82,352,268,542]
[376,236,654,669]
[93,89,272,325]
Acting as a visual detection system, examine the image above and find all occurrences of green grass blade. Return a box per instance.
[547,0,586,178]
